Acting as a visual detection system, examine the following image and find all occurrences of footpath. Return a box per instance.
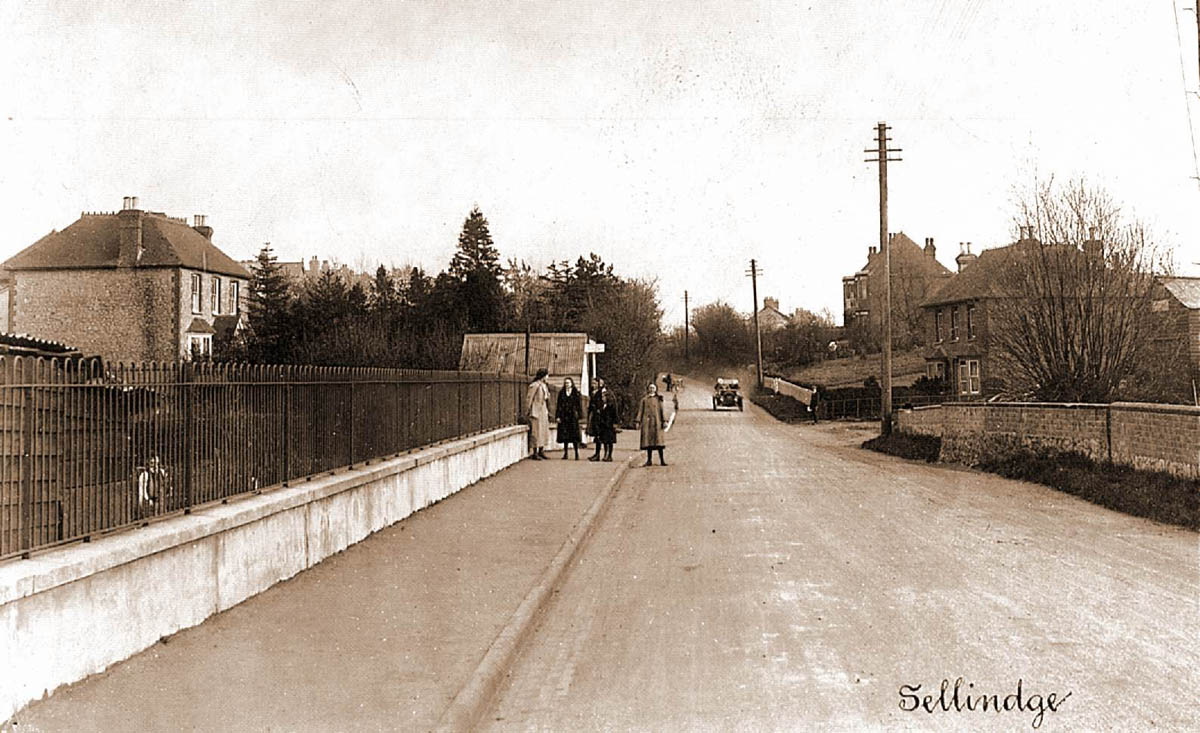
[9,434,640,733]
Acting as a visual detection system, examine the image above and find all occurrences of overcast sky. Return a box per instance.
[3,0,1199,327]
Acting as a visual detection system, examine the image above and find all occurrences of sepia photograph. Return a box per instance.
[1,1,1198,730]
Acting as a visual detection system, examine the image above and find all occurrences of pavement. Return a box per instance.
[10,381,1200,731]
[8,433,643,733]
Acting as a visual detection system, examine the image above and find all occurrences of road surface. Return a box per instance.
[10,382,1198,731]
[483,383,1199,731]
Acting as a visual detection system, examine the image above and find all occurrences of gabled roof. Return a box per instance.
[858,232,953,278]
[922,243,1019,307]
[212,315,242,341]
[1160,277,1200,309]
[3,212,250,279]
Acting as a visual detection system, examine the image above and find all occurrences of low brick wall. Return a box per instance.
[896,401,1200,479]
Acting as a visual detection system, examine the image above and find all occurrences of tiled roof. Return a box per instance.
[185,318,216,335]
[212,315,241,341]
[857,232,953,278]
[3,212,249,279]
[922,244,1019,306]
[1161,277,1200,309]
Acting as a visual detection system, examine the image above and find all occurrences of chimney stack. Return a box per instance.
[118,196,144,266]
[868,245,878,256]
[924,237,936,258]
[955,242,978,273]
[192,214,213,240]
[1084,226,1103,261]
[764,297,779,312]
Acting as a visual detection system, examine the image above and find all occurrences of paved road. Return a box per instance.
[484,384,1200,731]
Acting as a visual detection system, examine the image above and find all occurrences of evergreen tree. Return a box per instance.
[245,243,295,363]
[369,264,399,314]
[449,206,502,280]
[448,206,507,332]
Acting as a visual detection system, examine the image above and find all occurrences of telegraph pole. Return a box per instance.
[865,122,902,434]
[746,259,764,388]
[683,290,690,362]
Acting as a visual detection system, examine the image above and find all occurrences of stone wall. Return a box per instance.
[12,268,177,362]
[896,401,1200,479]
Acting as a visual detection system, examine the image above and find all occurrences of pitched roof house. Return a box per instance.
[842,232,952,347]
[0,197,250,363]
[756,297,790,331]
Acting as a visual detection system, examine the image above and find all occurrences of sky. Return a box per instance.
[2,0,1199,328]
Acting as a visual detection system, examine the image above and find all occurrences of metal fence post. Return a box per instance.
[348,380,356,469]
[282,380,291,487]
[182,363,193,513]
[20,385,34,558]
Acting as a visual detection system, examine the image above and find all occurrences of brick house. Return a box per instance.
[841,232,952,346]
[0,197,250,362]
[920,240,1008,398]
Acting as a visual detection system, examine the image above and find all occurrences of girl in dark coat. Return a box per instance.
[587,387,619,462]
[636,382,667,466]
[556,378,583,459]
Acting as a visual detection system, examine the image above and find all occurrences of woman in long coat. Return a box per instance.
[555,377,583,460]
[636,382,667,466]
[526,368,551,460]
[588,387,619,462]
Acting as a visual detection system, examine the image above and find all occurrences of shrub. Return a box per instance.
[861,432,942,462]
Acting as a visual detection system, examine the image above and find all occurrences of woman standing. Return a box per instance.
[588,387,618,462]
[556,377,583,460]
[636,382,668,467]
[526,368,551,460]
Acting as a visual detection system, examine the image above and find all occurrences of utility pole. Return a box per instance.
[683,290,690,362]
[865,122,902,434]
[746,259,764,388]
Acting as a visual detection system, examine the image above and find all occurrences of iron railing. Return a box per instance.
[0,358,528,560]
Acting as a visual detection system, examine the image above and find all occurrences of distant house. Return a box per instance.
[1156,276,1200,373]
[842,232,952,346]
[756,297,790,331]
[0,197,250,363]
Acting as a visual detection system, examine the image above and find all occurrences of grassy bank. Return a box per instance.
[861,433,1200,530]
[749,387,815,423]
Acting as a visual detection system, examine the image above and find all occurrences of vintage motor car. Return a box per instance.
[712,377,743,411]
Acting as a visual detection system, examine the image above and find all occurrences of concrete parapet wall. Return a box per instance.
[895,401,1200,478]
[0,425,527,721]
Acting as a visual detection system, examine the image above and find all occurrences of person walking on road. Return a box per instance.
[636,382,667,467]
[556,377,583,460]
[586,377,607,460]
[526,368,551,460]
[588,385,619,462]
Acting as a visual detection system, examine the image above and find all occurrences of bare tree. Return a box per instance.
[990,179,1175,402]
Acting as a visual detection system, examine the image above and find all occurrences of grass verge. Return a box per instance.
[861,433,1200,530]
[976,449,1200,530]
[750,388,815,423]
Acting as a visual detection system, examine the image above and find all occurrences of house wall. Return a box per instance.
[11,269,177,362]
[0,424,528,721]
[176,268,248,357]
[896,401,1200,478]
